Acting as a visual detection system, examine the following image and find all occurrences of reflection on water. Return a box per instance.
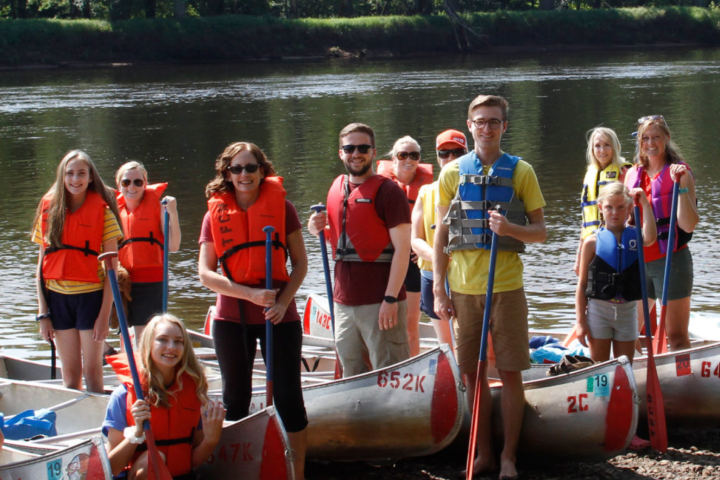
[1,47,719,361]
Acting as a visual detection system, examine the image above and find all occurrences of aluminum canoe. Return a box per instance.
[1,436,112,479]
[247,344,465,462]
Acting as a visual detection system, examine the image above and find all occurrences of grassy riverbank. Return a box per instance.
[1,7,719,66]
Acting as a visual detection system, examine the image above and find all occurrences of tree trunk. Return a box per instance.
[174,0,186,18]
[539,0,554,10]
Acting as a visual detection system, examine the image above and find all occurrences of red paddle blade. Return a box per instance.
[145,429,174,480]
[334,356,343,380]
[465,362,485,480]
[645,355,668,452]
[655,306,668,355]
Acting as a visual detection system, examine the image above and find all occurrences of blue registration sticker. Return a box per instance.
[593,373,610,397]
[46,458,62,479]
[428,359,437,375]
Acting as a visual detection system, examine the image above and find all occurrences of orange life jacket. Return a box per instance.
[117,183,167,283]
[376,160,434,204]
[40,190,107,283]
[107,353,201,478]
[207,177,290,284]
[326,174,393,262]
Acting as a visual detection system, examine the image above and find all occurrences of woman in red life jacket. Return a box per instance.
[32,150,123,393]
[104,313,225,480]
[624,116,699,351]
[198,142,309,479]
[115,161,181,340]
[378,136,433,356]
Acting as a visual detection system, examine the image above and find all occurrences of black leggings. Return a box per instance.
[212,320,308,432]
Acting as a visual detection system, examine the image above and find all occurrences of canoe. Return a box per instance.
[1,436,112,479]
[0,379,295,479]
[248,345,465,462]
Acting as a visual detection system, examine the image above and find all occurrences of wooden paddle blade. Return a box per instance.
[645,355,668,452]
[562,324,580,347]
[654,306,668,354]
[465,362,485,480]
[145,428,174,480]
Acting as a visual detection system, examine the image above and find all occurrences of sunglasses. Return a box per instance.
[227,163,260,175]
[638,115,665,124]
[437,149,467,159]
[395,151,421,161]
[341,144,373,154]
[120,178,145,188]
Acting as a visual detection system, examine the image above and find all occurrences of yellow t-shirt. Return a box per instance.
[438,156,545,294]
[417,181,437,273]
[33,208,123,294]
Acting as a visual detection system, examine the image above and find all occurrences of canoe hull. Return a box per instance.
[1,436,112,479]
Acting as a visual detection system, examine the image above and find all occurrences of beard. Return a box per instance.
[344,159,372,177]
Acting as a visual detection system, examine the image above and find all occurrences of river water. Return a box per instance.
[1,47,719,361]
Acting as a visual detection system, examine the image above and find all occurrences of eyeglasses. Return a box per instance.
[120,178,145,188]
[437,149,467,159]
[638,115,665,125]
[395,151,421,161]
[471,118,504,130]
[341,144,373,154]
[227,163,260,175]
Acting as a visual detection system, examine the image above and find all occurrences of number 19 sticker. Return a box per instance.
[46,458,62,479]
[592,373,610,397]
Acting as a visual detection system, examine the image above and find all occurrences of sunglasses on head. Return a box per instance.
[227,163,260,175]
[341,144,373,154]
[120,178,145,188]
[437,149,467,159]
[396,151,420,161]
[638,115,665,125]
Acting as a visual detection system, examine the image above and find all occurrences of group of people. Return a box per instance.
[31,94,699,480]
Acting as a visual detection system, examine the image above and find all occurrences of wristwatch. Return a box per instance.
[123,427,146,444]
[383,295,398,304]
[35,312,51,322]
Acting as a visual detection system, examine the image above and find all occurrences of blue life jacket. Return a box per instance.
[444,152,526,253]
[586,227,642,301]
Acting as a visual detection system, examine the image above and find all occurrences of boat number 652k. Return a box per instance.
[377,371,426,392]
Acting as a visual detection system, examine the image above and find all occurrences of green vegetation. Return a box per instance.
[1,8,719,66]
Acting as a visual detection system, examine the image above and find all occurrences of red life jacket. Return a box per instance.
[207,176,290,284]
[107,353,201,478]
[117,183,167,283]
[625,162,693,255]
[326,174,393,262]
[376,160,434,204]
[40,190,107,283]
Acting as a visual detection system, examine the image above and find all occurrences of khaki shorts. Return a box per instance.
[452,288,530,374]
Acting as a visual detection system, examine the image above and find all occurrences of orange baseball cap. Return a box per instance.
[436,129,467,150]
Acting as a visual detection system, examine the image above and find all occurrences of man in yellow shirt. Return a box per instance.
[433,95,546,480]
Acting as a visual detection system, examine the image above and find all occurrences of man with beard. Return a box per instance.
[309,123,411,377]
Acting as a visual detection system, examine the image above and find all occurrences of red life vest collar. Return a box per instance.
[376,160,434,203]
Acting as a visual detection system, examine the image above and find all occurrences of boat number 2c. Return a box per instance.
[377,371,426,392]
[567,393,589,413]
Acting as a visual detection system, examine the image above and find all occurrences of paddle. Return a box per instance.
[99,252,173,480]
[655,181,680,355]
[634,203,668,452]
[466,213,500,480]
[263,226,275,408]
[49,339,57,380]
[310,204,343,379]
[162,198,169,313]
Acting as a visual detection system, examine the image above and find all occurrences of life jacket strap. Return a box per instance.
[119,231,164,250]
[45,241,99,258]
[459,174,513,188]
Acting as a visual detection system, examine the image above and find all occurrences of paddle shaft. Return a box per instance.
[263,226,275,407]
[656,181,680,354]
[162,199,169,313]
[466,229,499,480]
[99,252,170,480]
[634,204,668,452]
[49,339,56,380]
[310,204,343,379]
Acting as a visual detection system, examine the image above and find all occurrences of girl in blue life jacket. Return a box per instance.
[575,183,656,363]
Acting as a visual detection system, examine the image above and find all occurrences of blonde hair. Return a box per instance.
[586,127,626,170]
[635,117,685,169]
[139,314,209,409]
[115,161,148,187]
[596,183,632,226]
[385,135,421,159]
[33,150,121,249]
[205,142,276,198]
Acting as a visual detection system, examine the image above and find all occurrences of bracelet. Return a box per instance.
[678,187,689,195]
[383,295,398,304]
[35,312,51,322]
[123,427,146,444]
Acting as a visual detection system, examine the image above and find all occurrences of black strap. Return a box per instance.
[44,240,99,258]
[218,238,288,266]
[135,427,195,451]
[119,231,164,250]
